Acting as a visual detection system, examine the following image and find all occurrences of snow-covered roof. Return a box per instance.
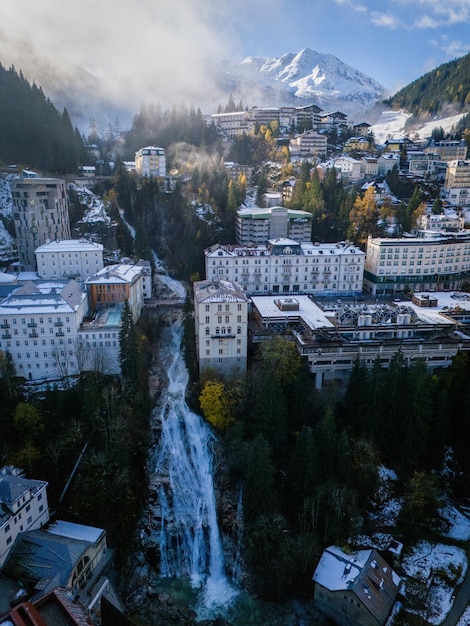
[251,295,335,331]
[194,278,248,304]
[0,279,85,314]
[35,239,103,253]
[47,520,104,544]
[313,545,400,624]
[86,263,143,285]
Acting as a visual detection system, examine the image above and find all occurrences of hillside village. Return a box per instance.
[3,90,470,626]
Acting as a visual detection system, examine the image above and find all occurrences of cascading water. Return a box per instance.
[149,315,237,615]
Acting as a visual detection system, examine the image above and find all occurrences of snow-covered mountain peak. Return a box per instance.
[234,48,388,116]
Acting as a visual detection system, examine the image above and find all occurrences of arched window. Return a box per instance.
[221,327,226,335]
[237,327,241,334]
[205,327,210,335]
[227,326,232,335]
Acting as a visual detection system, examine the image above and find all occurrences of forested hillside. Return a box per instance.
[386,52,470,120]
[0,64,88,173]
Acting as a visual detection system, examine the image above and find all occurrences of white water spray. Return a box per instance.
[150,318,237,614]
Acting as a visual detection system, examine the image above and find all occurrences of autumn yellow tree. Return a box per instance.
[199,380,235,431]
[348,186,378,245]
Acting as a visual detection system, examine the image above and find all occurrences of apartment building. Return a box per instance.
[211,111,250,139]
[224,162,253,184]
[0,279,87,381]
[424,139,468,162]
[135,146,166,178]
[364,232,470,295]
[444,160,470,205]
[0,465,49,568]
[236,206,312,245]
[194,278,249,377]
[205,238,365,297]
[289,130,328,158]
[34,239,104,281]
[11,177,71,269]
[334,156,363,182]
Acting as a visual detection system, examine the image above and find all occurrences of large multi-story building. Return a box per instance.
[289,130,328,158]
[236,206,312,245]
[210,111,250,139]
[11,177,71,269]
[364,232,470,295]
[444,160,470,205]
[205,238,365,297]
[424,139,468,162]
[135,146,166,178]
[34,239,104,281]
[0,279,87,381]
[0,465,49,568]
[250,293,470,389]
[194,278,249,378]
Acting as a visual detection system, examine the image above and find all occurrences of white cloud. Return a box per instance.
[370,11,400,28]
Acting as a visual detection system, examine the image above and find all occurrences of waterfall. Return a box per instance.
[150,318,237,614]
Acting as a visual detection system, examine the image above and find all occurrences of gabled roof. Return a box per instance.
[0,280,85,315]
[313,546,400,625]
[194,279,248,304]
[0,473,46,510]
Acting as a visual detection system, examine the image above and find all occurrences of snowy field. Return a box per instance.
[371,109,467,144]
[353,463,470,625]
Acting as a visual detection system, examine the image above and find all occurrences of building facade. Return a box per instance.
[424,139,468,162]
[250,293,470,389]
[0,466,49,568]
[0,280,87,381]
[205,239,365,297]
[289,130,328,158]
[34,239,104,281]
[85,263,147,322]
[313,546,400,626]
[444,159,470,205]
[135,146,166,178]
[364,232,470,295]
[11,177,71,268]
[194,279,249,377]
[236,206,312,245]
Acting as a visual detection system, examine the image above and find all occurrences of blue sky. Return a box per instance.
[0,0,469,105]
[227,0,470,92]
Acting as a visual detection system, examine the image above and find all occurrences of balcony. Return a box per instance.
[29,331,38,338]
[55,330,65,337]
[27,321,37,328]
[54,320,64,327]
[0,321,10,329]
[1,332,11,339]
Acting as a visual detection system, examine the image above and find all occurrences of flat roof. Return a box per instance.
[47,520,104,544]
[35,239,103,253]
[251,295,335,330]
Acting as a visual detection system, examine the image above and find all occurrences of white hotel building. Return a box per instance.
[194,278,249,377]
[35,239,104,281]
[0,279,87,381]
[135,146,166,178]
[364,232,470,295]
[205,239,365,297]
[0,466,49,568]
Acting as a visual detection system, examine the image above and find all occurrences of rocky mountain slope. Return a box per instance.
[215,48,388,117]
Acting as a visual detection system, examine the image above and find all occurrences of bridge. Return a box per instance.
[144,298,186,309]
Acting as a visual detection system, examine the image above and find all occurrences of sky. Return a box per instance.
[0,0,469,120]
